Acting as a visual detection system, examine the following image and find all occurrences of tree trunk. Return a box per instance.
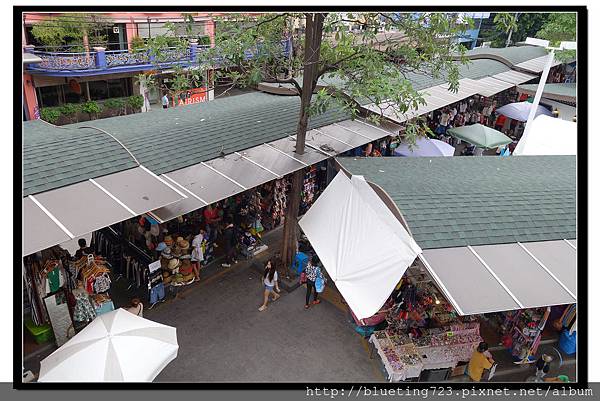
[281,13,325,277]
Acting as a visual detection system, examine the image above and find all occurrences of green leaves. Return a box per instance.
[536,12,576,46]
[127,95,144,110]
[494,13,518,35]
[81,101,101,115]
[30,14,112,50]
[40,107,61,124]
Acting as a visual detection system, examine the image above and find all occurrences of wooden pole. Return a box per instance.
[281,13,325,276]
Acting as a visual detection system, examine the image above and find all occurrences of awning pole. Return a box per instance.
[514,50,555,155]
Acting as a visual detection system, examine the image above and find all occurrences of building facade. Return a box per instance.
[22,12,219,121]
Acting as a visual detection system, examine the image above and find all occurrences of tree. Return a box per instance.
[200,12,473,271]
[536,13,577,61]
[493,12,519,47]
[140,12,473,272]
[30,13,112,51]
[509,13,551,44]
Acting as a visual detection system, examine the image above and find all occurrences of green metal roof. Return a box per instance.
[465,45,549,66]
[23,120,139,196]
[23,92,350,196]
[337,155,576,249]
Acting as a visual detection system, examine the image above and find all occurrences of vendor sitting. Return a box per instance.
[467,342,495,382]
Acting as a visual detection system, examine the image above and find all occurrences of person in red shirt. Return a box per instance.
[203,204,222,243]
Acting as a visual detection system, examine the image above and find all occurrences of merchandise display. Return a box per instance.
[370,321,482,381]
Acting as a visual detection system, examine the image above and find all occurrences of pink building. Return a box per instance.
[22,12,222,121]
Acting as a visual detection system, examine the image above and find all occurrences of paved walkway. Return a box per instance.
[146,255,383,382]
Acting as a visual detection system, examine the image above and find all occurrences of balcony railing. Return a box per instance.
[24,38,292,75]
[32,50,98,70]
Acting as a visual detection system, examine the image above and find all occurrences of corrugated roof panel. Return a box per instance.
[23,197,71,256]
[163,163,243,206]
[493,70,537,85]
[475,77,515,97]
[31,180,134,238]
[421,247,521,315]
[204,153,279,189]
[237,144,306,177]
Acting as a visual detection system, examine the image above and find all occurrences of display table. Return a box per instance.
[369,322,482,382]
[369,334,424,382]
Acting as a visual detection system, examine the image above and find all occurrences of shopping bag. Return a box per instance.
[315,276,325,293]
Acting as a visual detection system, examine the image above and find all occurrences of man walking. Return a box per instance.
[161,92,169,109]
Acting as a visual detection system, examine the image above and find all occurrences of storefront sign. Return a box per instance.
[148,260,161,273]
[174,87,208,107]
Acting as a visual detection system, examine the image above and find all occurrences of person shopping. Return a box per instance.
[304,255,323,310]
[258,260,280,312]
[125,298,144,318]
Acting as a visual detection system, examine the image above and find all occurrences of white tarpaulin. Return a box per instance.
[514,115,577,156]
[299,171,422,320]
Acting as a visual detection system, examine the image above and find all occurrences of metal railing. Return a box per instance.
[32,50,97,70]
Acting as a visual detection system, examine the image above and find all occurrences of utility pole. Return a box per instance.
[281,13,325,276]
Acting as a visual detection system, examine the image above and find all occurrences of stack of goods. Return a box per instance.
[370,331,424,381]
[270,178,289,228]
[160,236,195,288]
[300,166,318,212]
[415,323,482,369]
[501,308,548,361]
[371,320,483,381]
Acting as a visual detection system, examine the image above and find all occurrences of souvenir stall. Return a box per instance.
[23,245,116,347]
[500,308,551,362]
[366,276,482,382]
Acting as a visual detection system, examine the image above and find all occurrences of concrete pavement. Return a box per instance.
[146,257,383,382]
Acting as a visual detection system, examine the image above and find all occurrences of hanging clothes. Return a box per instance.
[72,290,96,323]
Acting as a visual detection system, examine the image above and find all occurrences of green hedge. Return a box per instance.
[39,95,143,124]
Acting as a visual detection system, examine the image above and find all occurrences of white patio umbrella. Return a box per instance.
[393,137,455,157]
[38,309,178,382]
[496,101,553,122]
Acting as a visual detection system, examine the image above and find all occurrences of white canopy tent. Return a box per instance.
[299,171,422,320]
[514,115,577,156]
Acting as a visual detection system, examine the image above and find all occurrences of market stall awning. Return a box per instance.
[513,115,577,156]
[474,76,515,97]
[515,54,562,73]
[492,70,537,85]
[299,171,422,320]
[447,123,512,149]
[150,120,390,223]
[23,166,186,256]
[420,240,576,315]
[363,79,481,124]
[517,83,576,103]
